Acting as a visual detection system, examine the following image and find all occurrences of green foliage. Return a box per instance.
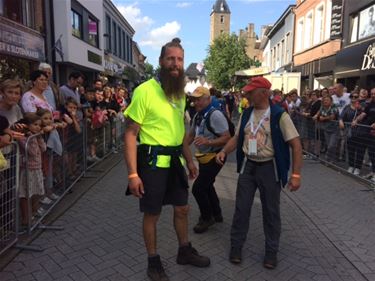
[204,33,252,90]
[144,62,155,80]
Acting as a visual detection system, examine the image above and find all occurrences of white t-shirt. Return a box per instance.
[332,93,350,114]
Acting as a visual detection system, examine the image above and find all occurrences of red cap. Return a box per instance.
[242,76,272,93]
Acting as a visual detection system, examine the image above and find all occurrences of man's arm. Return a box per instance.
[287,137,302,191]
[182,131,198,179]
[215,135,238,165]
[124,117,144,197]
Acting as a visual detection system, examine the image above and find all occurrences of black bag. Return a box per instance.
[205,109,235,137]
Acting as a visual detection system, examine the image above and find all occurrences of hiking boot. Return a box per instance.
[193,217,215,233]
[229,247,242,264]
[147,255,169,281]
[176,243,210,267]
[263,252,278,269]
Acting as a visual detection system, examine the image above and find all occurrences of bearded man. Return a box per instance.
[124,38,210,281]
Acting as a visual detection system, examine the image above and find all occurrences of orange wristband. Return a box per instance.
[128,173,139,179]
[291,173,301,179]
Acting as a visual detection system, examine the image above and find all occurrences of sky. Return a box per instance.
[112,0,296,69]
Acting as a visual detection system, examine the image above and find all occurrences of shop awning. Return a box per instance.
[235,66,270,77]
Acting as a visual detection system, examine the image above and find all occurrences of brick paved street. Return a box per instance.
[1,155,375,281]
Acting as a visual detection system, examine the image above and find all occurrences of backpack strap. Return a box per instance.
[205,109,221,137]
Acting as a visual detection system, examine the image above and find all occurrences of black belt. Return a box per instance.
[247,159,273,166]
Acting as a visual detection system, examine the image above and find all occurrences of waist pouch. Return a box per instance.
[195,152,217,164]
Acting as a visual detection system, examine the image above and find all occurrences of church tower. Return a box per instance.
[210,0,231,44]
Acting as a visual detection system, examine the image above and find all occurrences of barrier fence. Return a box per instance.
[293,112,375,186]
[0,116,126,256]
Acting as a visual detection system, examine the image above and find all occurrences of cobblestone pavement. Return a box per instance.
[1,155,375,281]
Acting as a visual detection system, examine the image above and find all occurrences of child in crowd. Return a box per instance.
[61,98,82,180]
[100,87,119,152]
[37,109,63,204]
[19,113,46,225]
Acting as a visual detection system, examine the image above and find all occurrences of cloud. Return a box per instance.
[140,21,181,49]
[115,3,154,33]
[176,2,192,8]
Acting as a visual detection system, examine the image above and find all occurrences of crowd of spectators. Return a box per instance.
[0,63,131,226]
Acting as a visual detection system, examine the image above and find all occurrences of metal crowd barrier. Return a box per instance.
[0,117,126,257]
[294,113,375,187]
[0,143,19,256]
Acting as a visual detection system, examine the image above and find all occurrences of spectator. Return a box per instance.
[359,88,369,109]
[339,93,362,175]
[93,78,103,92]
[332,83,350,115]
[0,79,24,128]
[19,113,46,225]
[315,96,339,162]
[59,71,84,119]
[21,70,53,114]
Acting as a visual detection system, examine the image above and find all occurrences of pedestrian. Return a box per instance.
[216,76,302,269]
[124,38,210,281]
[186,86,231,234]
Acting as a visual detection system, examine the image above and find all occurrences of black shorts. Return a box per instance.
[138,165,188,214]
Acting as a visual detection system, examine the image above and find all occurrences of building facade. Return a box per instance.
[0,0,46,80]
[335,0,375,91]
[267,5,295,72]
[53,0,104,84]
[238,23,264,62]
[103,0,135,86]
[210,0,230,44]
[293,0,339,91]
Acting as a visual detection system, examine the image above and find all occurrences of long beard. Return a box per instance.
[159,67,186,100]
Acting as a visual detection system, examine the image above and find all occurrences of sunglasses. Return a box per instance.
[350,95,359,99]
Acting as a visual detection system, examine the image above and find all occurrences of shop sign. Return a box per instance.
[0,19,45,61]
[330,0,343,39]
[361,42,375,70]
[87,50,102,65]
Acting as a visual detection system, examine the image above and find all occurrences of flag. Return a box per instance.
[53,35,64,61]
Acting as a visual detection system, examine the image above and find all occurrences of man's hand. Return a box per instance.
[288,177,301,192]
[193,136,209,146]
[128,176,144,198]
[216,151,226,165]
[187,161,198,179]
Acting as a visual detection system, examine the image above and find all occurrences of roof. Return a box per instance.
[211,0,231,15]
[185,63,205,79]
[267,4,295,38]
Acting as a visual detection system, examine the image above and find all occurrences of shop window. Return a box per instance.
[88,16,98,47]
[71,9,82,38]
[359,4,375,40]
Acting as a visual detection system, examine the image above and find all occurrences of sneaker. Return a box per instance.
[176,242,210,267]
[39,197,52,205]
[347,167,354,173]
[147,255,169,281]
[49,193,59,200]
[263,252,278,269]
[193,217,215,234]
[36,207,45,217]
[229,247,242,264]
[93,155,102,161]
[371,175,375,183]
[87,155,95,162]
[353,168,360,176]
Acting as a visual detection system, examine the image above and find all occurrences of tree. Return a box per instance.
[204,33,252,90]
[144,62,155,80]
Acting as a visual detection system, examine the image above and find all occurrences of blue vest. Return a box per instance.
[236,103,290,187]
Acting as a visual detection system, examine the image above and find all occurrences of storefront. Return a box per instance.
[0,16,45,81]
[335,39,375,91]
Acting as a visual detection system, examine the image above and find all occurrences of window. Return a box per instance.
[350,15,359,43]
[112,22,117,55]
[296,18,304,52]
[105,15,111,50]
[88,17,98,47]
[359,4,375,40]
[325,0,332,40]
[305,11,313,49]
[117,26,121,57]
[122,31,126,59]
[220,15,224,24]
[281,39,285,65]
[285,33,290,63]
[314,4,324,45]
[71,9,82,38]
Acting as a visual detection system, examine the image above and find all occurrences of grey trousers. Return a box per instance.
[230,159,281,254]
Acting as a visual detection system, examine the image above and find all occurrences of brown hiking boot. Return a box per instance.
[176,243,210,267]
[147,255,169,281]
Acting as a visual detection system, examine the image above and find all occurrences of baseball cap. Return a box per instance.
[190,86,210,98]
[242,76,272,93]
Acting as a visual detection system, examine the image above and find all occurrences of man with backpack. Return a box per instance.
[185,86,232,233]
